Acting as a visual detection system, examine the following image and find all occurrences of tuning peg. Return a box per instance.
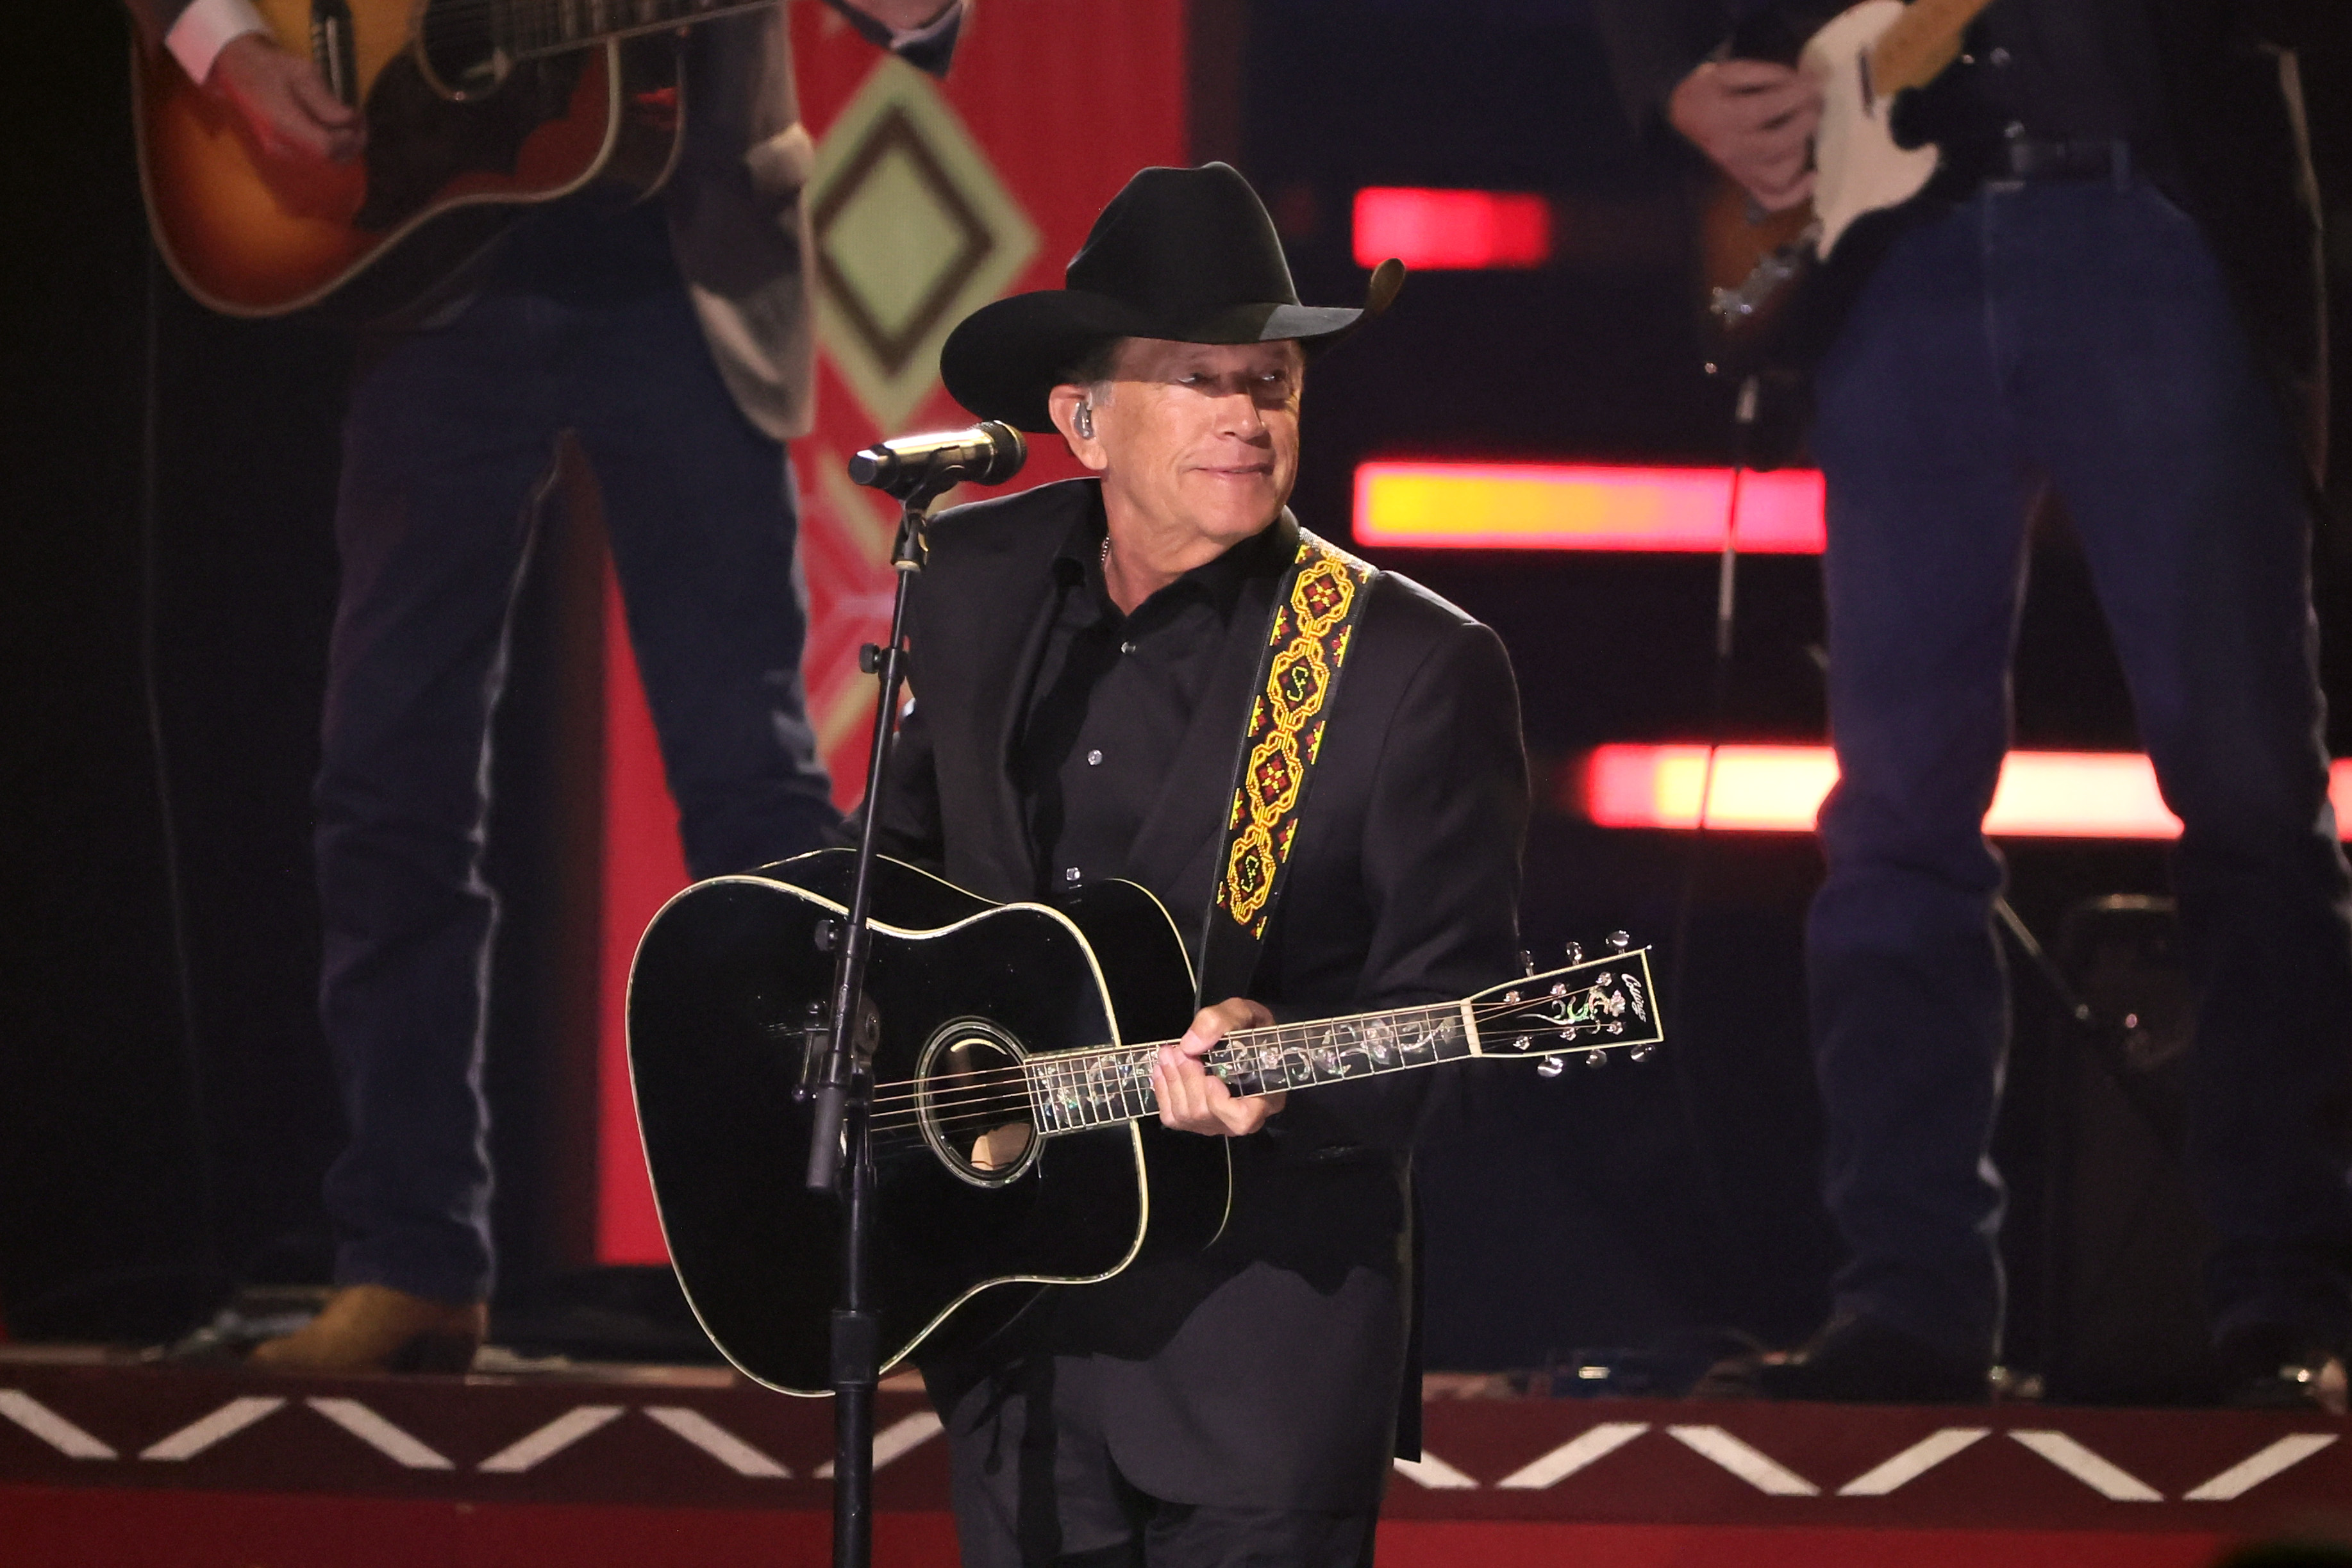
[1519,949,1536,976]
[1605,931,1631,953]
[1584,1048,1608,1068]
[1562,940,1585,965]
[1630,1042,1658,1062]
[1536,1056,1567,1078]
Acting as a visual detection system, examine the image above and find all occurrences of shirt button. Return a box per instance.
[1988,45,2011,67]
[1087,749,1103,766]
[1064,867,1081,883]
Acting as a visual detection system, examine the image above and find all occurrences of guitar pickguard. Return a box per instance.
[353,53,587,232]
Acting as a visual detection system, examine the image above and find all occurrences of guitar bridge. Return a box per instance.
[1707,221,1822,328]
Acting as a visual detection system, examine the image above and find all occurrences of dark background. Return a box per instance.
[4,0,2349,1387]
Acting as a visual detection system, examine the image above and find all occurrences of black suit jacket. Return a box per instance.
[876,478,1530,1508]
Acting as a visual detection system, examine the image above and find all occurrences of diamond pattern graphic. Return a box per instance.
[810,59,1040,430]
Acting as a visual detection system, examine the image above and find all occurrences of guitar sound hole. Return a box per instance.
[415,0,512,99]
[917,1020,1041,1190]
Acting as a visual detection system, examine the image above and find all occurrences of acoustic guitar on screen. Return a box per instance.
[134,0,780,319]
[1700,0,2001,357]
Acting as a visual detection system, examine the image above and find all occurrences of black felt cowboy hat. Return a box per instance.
[939,162,1405,433]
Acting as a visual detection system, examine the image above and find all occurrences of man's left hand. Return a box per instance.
[1153,997,1285,1137]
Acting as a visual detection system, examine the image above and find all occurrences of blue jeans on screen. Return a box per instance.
[313,235,839,1306]
[1805,176,2352,1363]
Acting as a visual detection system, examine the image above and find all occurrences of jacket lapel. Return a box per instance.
[945,485,1096,899]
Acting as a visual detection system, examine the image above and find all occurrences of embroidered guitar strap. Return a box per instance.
[1194,526,1377,1008]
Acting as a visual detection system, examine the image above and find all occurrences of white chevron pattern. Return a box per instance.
[140,1397,286,1461]
[478,1406,624,1473]
[1667,1424,1819,1496]
[306,1397,454,1470]
[1496,1422,1651,1489]
[0,1390,114,1460]
[0,1384,2340,1508]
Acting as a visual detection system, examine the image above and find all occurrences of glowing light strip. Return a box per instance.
[1353,187,1552,271]
[1578,745,2352,840]
[1353,463,1826,552]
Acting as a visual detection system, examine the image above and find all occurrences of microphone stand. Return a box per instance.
[801,465,960,1568]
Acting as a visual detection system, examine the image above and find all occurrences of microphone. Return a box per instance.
[848,421,1026,497]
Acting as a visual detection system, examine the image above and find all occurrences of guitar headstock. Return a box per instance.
[1469,939,1662,1074]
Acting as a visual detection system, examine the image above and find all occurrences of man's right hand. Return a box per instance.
[1667,58,1821,212]
[208,32,363,166]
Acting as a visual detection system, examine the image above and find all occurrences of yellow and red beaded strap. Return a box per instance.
[1215,528,1376,938]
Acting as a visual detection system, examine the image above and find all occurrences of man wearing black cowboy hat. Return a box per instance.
[869,162,1530,1564]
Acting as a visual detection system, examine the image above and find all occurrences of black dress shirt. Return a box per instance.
[1012,504,1288,905]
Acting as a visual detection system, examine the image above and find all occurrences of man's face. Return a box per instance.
[1091,338,1304,554]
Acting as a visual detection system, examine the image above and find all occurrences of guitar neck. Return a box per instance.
[1026,1001,1478,1137]
[502,0,780,62]
[1870,0,2004,97]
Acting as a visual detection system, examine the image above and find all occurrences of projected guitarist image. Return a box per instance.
[121,0,963,1374]
[1590,0,2350,1408]
[628,163,1556,1564]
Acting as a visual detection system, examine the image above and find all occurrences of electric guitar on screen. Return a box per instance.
[624,849,1663,1395]
[1699,0,2003,361]
[134,0,783,319]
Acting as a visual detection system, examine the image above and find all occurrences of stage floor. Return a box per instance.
[4,1347,2348,1566]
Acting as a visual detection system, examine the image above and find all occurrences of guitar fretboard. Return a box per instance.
[1025,1002,1474,1137]
[1870,0,2003,96]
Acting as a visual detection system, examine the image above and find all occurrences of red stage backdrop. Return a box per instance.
[596,1,1192,1263]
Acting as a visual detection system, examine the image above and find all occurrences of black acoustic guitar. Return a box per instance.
[626,849,1661,1395]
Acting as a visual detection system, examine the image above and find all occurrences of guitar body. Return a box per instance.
[1802,0,1940,259]
[626,851,1228,1395]
[133,0,687,319]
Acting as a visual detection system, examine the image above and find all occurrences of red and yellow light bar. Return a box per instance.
[1578,745,2352,839]
[1354,462,1826,552]
[1353,187,1553,271]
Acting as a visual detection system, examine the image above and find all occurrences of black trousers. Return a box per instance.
[1803,178,2352,1361]
[315,232,838,1305]
[937,1351,1378,1568]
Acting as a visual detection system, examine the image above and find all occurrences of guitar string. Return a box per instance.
[862,1033,1656,1142]
[844,987,1649,1128]
[421,0,777,56]
[862,1035,1646,1134]
[861,1027,1655,1147]
[426,0,760,30]
[850,986,1647,1122]
[853,984,1629,1097]
[850,992,1581,1112]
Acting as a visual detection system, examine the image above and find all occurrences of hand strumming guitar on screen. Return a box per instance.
[1153,997,1287,1137]
[208,32,362,166]
[191,0,956,174]
[1669,58,1821,212]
